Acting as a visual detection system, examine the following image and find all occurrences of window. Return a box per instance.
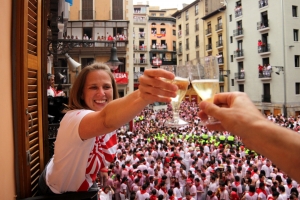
[294,29,299,41]
[295,55,300,67]
[186,54,189,61]
[296,83,300,94]
[293,6,298,17]
[195,18,199,31]
[231,79,234,86]
[160,13,164,16]
[173,29,176,36]
[151,13,156,16]
[220,86,224,93]
[186,38,189,50]
[195,4,199,15]
[231,55,233,62]
[196,35,199,47]
[186,10,189,20]
[196,51,199,58]
[229,14,232,22]
[239,84,244,92]
[230,36,233,43]
[186,23,189,35]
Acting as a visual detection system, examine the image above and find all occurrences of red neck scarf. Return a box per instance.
[140,189,147,194]
[257,188,267,197]
[169,196,175,200]
[248,192,254,196]
[234,181,240,187]
[150,195,157,200]
[161,188,167,193]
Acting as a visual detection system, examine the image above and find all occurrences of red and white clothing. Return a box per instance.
[47,86,56,97]
[244,192,258,200]
[46,110,117,194]
[136,189,150,200]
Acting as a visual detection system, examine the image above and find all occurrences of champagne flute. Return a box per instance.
[161,65,190,127]
[190,56,220,125]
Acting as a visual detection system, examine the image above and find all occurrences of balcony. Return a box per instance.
[206,44,212,51]
[216,40,223,49]
[217,57,224,65]
[258,44,270,56]
[177,47,182,55]
[262,94,271,103]
[151,44,167,50]
[138,33,146,39]
[66,40,127,56]
[234,49,244,59]
[257,20,270,32]
[195,24,199,32]
[235,72,245,81]
[186,44,189,50]
[233,28,244,39]
[235,7,242,18]
[215,23,223,32]
[259,69,272,80]
[134,71,144,83]
[134,45,147,51]
[195,40,199,48]
[186,29,189,36]
[258,0,268,9]
[178,30,182,38]
[134,58,148,65]
[133,17,147,24]
[150,58,177,65]
[206,28,212,36]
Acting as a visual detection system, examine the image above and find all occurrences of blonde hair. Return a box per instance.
[68,62,119,110]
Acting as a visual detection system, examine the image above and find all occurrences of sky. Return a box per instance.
[133,0,195,10]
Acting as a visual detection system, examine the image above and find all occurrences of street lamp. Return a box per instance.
[275,66,287,116]
[105,41,123,71]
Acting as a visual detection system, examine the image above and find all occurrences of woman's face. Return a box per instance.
[82,70,113,111]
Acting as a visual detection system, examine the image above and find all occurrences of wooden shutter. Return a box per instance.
[112,0,123,20]
[82,0,93,19]
[13,0,44,198]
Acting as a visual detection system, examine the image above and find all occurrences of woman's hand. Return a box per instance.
[138,69,178,104]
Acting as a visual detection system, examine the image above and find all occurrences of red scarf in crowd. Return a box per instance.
[234,181,240,187]
[257,188,267,197]
[248,192,254,196]
[140,189,147,194]
[150,195,157,200]
[161,188,167,194]
[169,196,175,200]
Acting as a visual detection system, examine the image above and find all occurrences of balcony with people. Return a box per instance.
[257,20,269,32]
[134,44,147,51]
[235,72,245,81]
[258,63,272,79]
[133,16,147,24]
[258,0,268,9]
[235,5,242,18]
[151,43,167,50]
[258,42,270,55]
[134,56,147,65]
[234,49,244,59]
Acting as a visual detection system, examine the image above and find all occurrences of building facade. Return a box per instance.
[226,0,300,116]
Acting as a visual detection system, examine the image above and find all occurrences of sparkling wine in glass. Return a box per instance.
[161,65,190,127]
[190,56,220,125]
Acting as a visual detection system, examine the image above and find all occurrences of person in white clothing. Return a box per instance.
[135,184,150,200]
[218,182,230,200]
[261,160,273,178]
[99,185,114,200]
[241,185,258,200]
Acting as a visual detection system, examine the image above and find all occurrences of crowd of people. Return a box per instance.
[97,100,300,200]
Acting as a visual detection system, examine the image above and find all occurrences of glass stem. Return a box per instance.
[173,106,180,122]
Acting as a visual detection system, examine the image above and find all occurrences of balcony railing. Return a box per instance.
[259,69,272,78]
[217,57,224,64]
[134,45,147,51]
[138,33,146,38]
[177,47,182,55]
[195,24,199,31]
[206,44,212,51]
[186,29,189,36]
[258,44,270,53]
[178,30,182,38]
[257,20,269,30]
[234,49,244,58]
[235,72,245,80]
[186,44,189,50]
[151,44,167,50]
[133,17,147,23]
[80,10,96,20]
[206,28,212,35]
[134,58,148,64]
[258,0,268,8]
[262,94,271,103]
[150,58,177,65]
[233,28,244,37]
[216,40,223,48]
[235,7,242,18]
[195,41,199,48]
[215,23,223,32]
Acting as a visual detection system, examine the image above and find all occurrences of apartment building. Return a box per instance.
[54,0,134,97]
[226,0,300,116]
[202,6,229,92]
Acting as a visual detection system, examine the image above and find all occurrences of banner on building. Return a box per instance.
[113,72,128,84]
